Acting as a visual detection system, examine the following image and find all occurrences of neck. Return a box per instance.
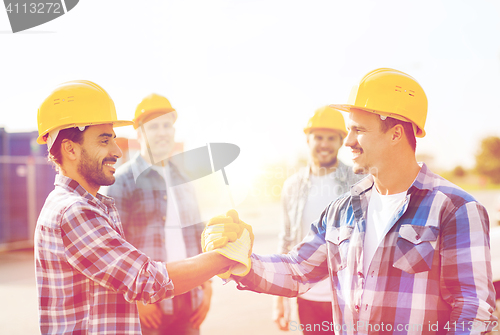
[373,153,420,195]
[310,158,338,176]
[60,168,99,197]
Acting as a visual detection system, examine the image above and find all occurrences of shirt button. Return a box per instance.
[355,305,359,310]
[357,271,363,277]
[415,234,420,239]
[371,271,375,277]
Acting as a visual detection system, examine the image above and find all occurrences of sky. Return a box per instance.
[1,0,500,185]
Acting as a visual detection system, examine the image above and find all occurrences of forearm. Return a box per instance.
[238,251,328,297]
[166,251,234,295]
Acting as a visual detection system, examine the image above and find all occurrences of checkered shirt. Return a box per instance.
[238,163,497,334]
[103,153,205,314]
[35,175,173,335]
[279,160,364,253]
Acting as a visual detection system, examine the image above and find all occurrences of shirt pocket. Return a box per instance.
[325,225,353,271]
[393,224,439,274]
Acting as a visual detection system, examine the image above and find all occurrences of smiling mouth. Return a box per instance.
[103,161,117,172]
[317,150,332,157]
[351,148,363,159]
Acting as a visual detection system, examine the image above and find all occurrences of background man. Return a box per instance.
[205,68,497,334]
[274,106,361,334]
[34,81,243,335]
[104,93,212,335]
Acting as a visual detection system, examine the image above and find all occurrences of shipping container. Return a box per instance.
[0,128,55,251]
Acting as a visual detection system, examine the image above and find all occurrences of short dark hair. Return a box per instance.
[48,127,87,170]
[379,117,416,151]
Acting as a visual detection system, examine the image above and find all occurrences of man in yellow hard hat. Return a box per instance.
[203,68,497,333]
[34,81,248,335]
[104,94,212,335]
[273,106,362,334]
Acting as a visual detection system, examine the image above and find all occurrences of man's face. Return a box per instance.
[138,113,175,163]
[307,129,343,168]
[345,109,391,175]
[77,124,122,188]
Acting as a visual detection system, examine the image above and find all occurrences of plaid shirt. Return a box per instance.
[103,153,205,314]
[239,163,497,334]
[35,174,173,335]
[279,160,363,254]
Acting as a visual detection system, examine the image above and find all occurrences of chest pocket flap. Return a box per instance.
[325,225,353,271]
[398,224,439,244]
[326,225,354,245]
[394,224,439,274]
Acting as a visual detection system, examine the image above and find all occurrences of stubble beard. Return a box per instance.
[78,148,115,187]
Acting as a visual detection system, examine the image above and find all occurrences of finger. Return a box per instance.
[226,209,239,223]
[190,305,208,329]
[140,315,152,329]
[190,310,202,329]
[207,214,234,226]
[277,317,289,331]
[205,236,228,251]
[205,222,241,236]
[150,310,162,329]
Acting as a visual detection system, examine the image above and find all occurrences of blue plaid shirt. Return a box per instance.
[35,175,173,335]
[239,163,497,334]
[103,153,205,314]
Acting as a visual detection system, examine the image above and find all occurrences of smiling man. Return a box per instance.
[204,68,497,334]
[104,94,212,335]
[34,81,239,335]
[273,106,361,334]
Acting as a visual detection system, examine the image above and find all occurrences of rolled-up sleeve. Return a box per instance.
[238,211,330,297]
[61,207,174,304]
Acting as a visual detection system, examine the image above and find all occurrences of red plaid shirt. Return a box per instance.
[35,175,174,335]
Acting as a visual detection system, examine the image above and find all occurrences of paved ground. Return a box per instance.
[1,191,499,334]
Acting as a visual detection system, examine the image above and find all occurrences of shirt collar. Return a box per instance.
[54,174,115,209]
[131,153,152,182]
[350,162,433,197]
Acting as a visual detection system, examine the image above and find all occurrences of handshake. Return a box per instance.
[201,210,254,279]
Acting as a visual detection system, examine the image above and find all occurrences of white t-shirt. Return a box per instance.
[151,164,187,263]
[300,174,341,302]
[363,187,407,273]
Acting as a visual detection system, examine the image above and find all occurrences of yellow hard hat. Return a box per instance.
[37,80,133,144]
[303,106,347,137]
[133,93,177,129]
[329,68,428,137]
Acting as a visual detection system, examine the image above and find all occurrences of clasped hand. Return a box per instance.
[201,209,254,278]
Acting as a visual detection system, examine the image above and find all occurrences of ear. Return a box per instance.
[61,139,81,162]
[391,124,404,144]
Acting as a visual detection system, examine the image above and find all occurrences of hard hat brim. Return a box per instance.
[328,104,425,138]
[37,120,134,144]
[133,109,177,129]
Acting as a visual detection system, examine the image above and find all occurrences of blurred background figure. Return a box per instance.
[273,106,362,334]
[104,94,212,335]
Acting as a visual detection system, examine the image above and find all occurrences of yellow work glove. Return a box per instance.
[201,209,254,278]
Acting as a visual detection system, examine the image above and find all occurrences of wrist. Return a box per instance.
[211,250,238,267]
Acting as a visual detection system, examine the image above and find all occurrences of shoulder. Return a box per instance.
[40,188,96,228]
[323,189,356,229]
[421,170,478,210]
[283,167,308,190]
